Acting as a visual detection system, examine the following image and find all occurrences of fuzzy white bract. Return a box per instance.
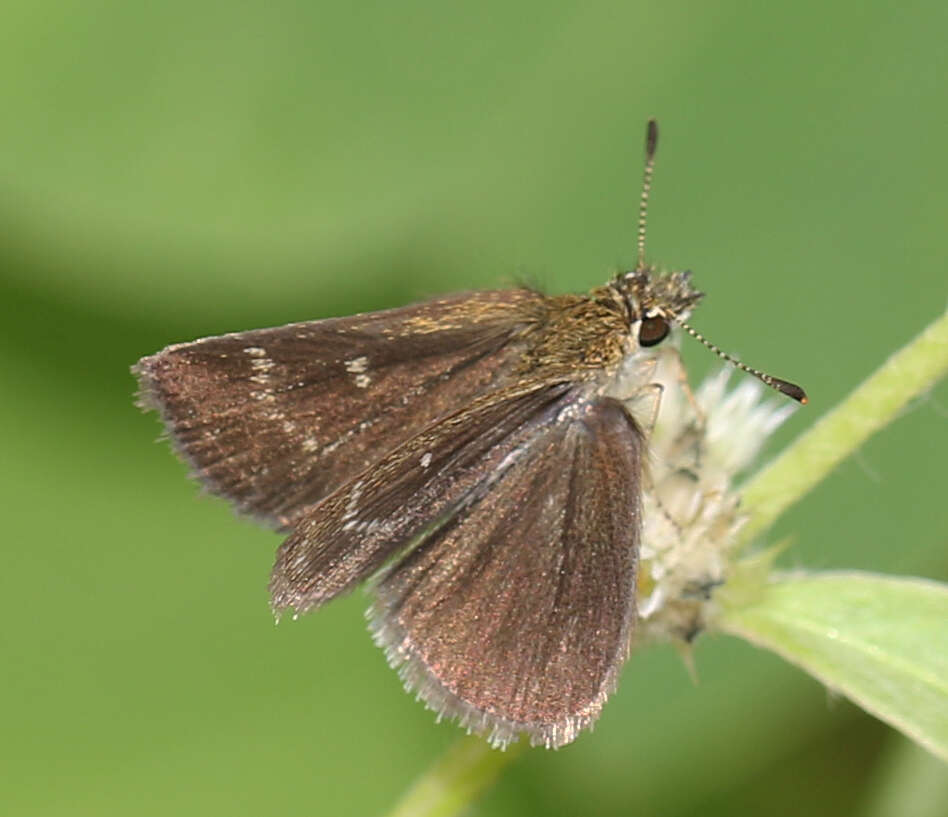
[636,355,798,643]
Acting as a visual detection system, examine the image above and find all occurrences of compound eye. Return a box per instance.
[638,315,670,347]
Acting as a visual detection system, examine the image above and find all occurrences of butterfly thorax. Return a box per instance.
[512,269,703,383]
[513,289,631,381]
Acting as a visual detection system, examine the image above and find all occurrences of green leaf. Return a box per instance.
[718,572,948,762]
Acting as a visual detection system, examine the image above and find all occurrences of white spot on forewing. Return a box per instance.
[344,356,372,388]
[342,519,381,533]
[302,437,319,452]
[244,347,267,357]
[322,436,346,455]
[251,357,275,372]
[310,420,378,460]
[343,481,364,521]
[420,452,432,469]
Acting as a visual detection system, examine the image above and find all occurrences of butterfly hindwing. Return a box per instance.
[369,396,644,748]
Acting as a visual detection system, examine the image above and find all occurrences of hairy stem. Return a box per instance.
[387,735,527,817]
[738,308,948,546]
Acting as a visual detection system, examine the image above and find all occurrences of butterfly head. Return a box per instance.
[612,267,705,349]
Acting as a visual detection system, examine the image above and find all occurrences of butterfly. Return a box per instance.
[133,120,805,748]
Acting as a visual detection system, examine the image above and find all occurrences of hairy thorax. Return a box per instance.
[514,287,634,382]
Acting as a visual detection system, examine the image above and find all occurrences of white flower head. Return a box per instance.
[635,352,798,644]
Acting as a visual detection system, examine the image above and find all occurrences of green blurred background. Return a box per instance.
[3,1,946,815]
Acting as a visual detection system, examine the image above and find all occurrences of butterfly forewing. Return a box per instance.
[133,290,545,528]
[369,396,644,748]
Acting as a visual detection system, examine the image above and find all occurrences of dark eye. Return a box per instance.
[638,315,670,347]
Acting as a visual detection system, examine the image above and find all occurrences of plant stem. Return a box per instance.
[738,308,948,545]
[387,735,527,817]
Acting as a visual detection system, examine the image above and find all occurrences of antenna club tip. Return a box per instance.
[645,119,658,158]
[771,378,808,404]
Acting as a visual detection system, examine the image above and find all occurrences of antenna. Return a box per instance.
[676,318,808,404]
[636,118,659,271]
